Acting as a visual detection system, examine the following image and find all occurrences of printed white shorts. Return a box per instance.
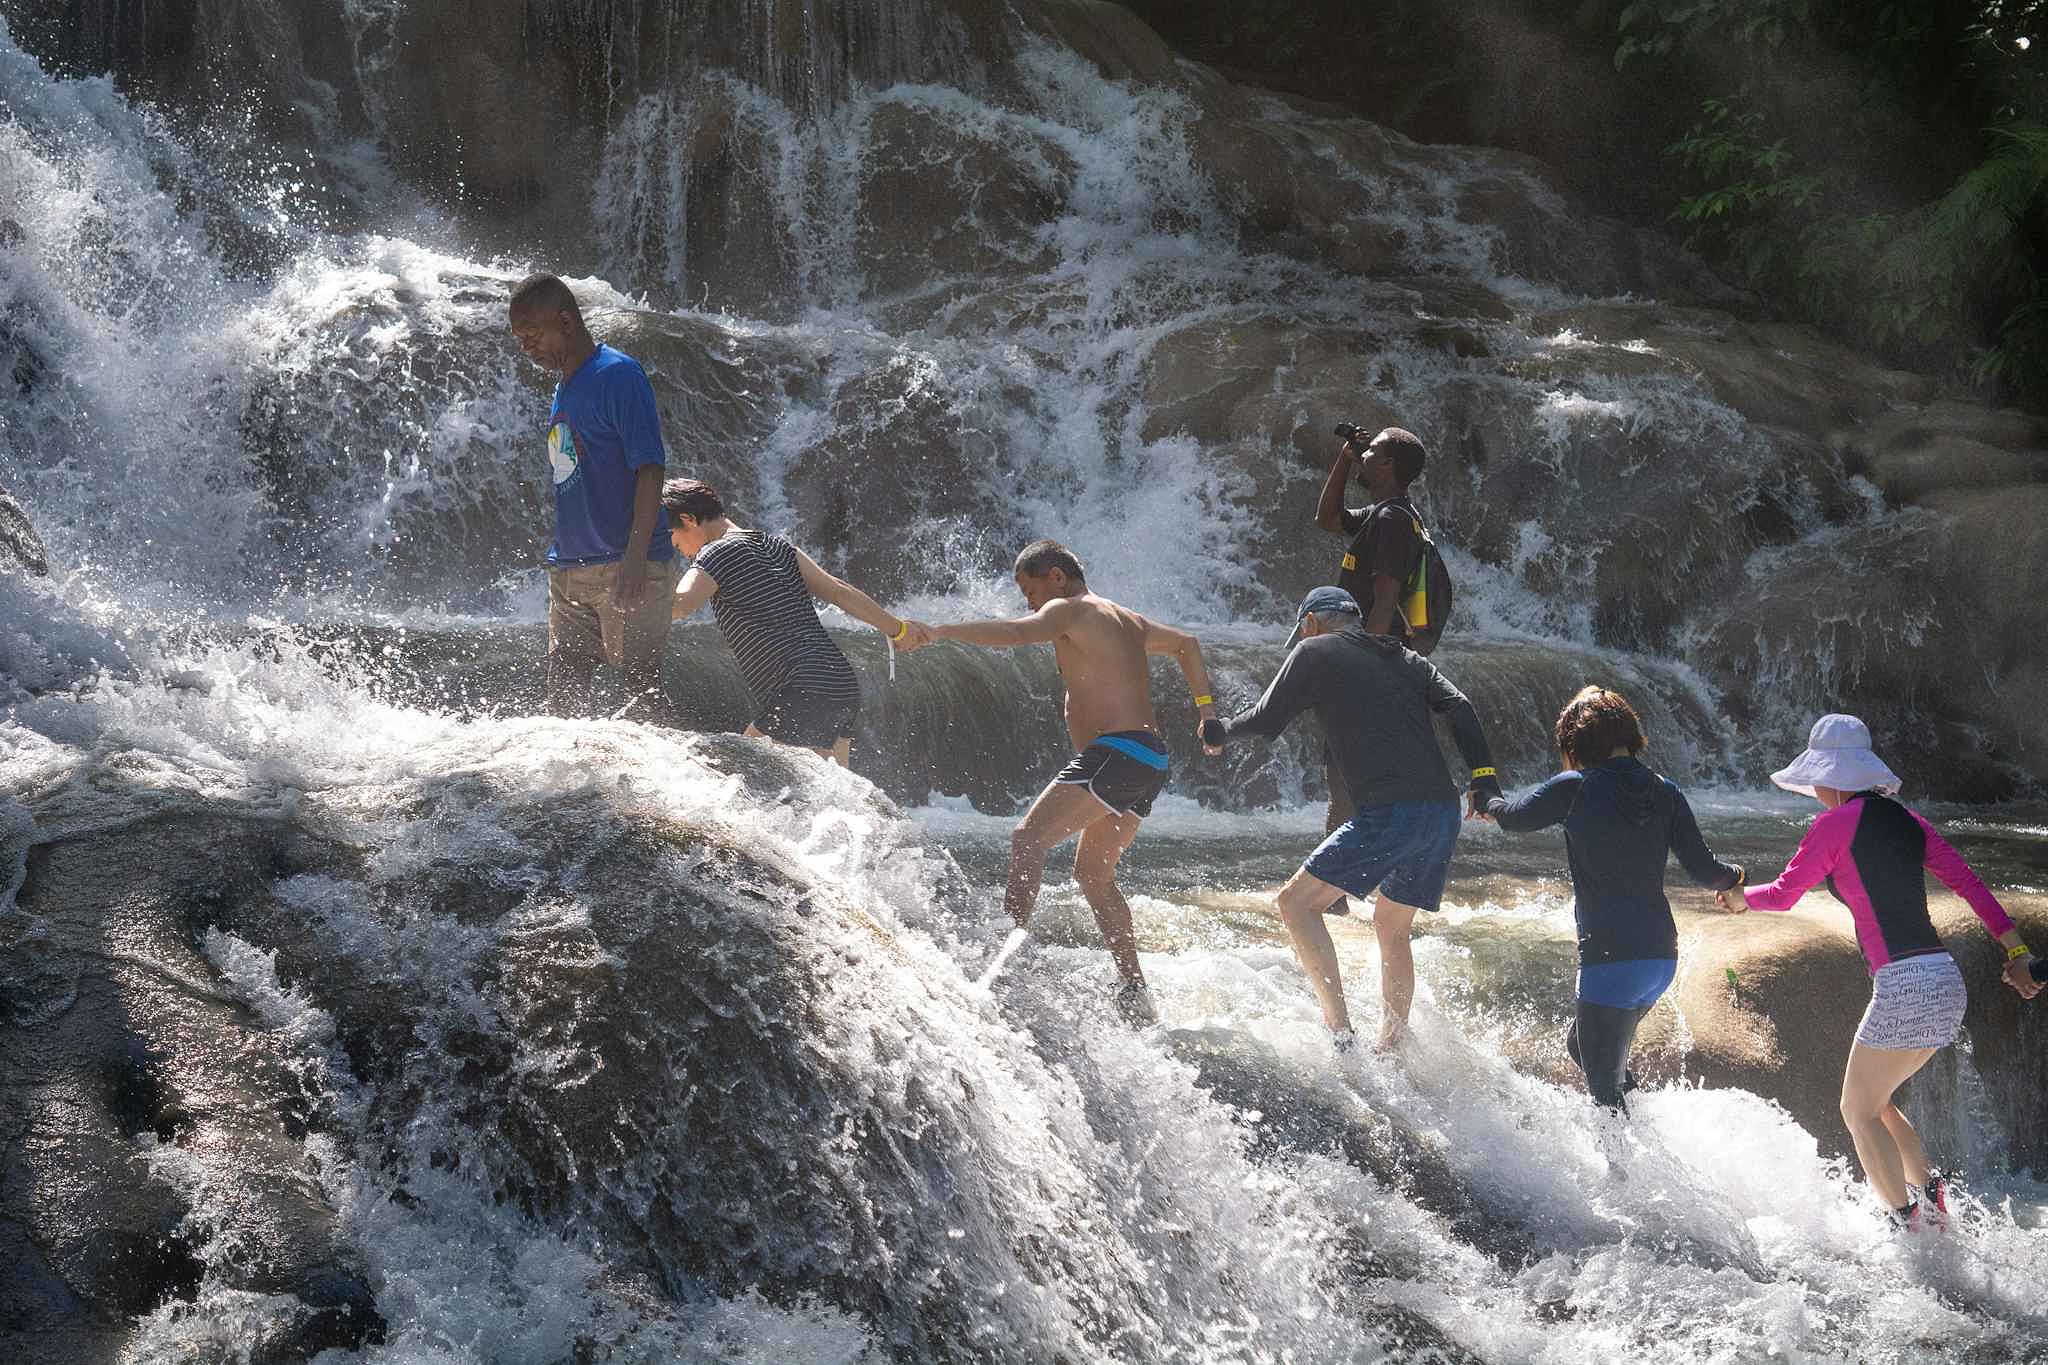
[1855,952,1966,1050]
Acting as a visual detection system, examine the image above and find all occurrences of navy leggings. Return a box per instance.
[1568,957,1675,1113]
[1566,1001,1648,1112]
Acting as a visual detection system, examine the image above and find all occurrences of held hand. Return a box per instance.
[1465,775,1502,821]
[609,555,649,611]
[1715,886,1749,914]
[2003,954,2044,1000]
[1199,715,1225,757]
[894,620,936,652]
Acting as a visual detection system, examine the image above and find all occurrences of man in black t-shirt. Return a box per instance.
[1311,426,1431,909]
[1315,425,1427,638]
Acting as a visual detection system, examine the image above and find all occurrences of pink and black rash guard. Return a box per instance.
[1743,793,2015,973]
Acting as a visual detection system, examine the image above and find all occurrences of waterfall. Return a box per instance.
[6,6,2048,1361]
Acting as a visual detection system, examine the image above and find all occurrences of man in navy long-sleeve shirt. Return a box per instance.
[1204,587,1501,1051]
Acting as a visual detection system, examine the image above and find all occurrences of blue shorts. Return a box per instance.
[1576,957,1677,1010]
[1303,799,1460,912]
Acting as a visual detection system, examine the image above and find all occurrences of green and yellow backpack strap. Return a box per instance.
[1400,511,1432,632]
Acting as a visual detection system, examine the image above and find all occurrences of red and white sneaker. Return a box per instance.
[1918,1174,1951,1232]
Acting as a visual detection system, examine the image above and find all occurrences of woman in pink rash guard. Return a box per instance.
[1719,714,2040,1230]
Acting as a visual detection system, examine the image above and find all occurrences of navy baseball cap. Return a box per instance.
[1286,585,1360,645]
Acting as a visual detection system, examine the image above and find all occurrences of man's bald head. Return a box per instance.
[507,272,595,378]
[509,272,582,322]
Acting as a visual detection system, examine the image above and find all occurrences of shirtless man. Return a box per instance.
[905,539,1217,1021]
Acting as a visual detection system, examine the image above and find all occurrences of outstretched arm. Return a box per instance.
[1914,812,2018,938]
[1210,646,1316,745]
[1913,815,2036,994]
[1487,771,1581,833]
[1740,811,1846,912]
[934,598,1080,649]
[671,564,718,620]
[1142,617,1219,752]
[1670,787,1743,891]
[794,548,906,639]
[1420,662,1499,807]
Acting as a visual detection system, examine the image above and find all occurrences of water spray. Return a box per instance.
[974,926,1030,991]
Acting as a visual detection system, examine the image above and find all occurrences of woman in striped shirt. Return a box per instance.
[664,478,917,766]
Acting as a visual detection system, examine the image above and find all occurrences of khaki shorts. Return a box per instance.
[545,556,681,710]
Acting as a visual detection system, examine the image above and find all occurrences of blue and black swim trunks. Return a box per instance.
[1055,729,1171,817]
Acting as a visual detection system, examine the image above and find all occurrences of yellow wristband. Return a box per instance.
[1471,767,1497,779]
[1194,695,1214,707]
[2007,942,2031,961]
[891,621,908,642]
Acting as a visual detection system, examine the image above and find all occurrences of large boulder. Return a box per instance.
[8,712,1471,1361]
[1663,899,2048,1166]
[1844,401,2048,505]
[1,813,381,1363]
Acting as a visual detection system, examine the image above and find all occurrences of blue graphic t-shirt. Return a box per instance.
[545,344,674,565]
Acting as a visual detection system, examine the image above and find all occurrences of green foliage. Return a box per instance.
[1621,2,2048,407]
[1616,0,1814,68]
[1666,98,1823,288]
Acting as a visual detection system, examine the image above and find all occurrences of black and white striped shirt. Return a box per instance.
[693,530,860,706]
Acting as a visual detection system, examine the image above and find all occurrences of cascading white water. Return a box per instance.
[4,9,2048,1363]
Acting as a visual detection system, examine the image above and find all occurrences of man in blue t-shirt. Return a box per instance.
[508,273,679,719]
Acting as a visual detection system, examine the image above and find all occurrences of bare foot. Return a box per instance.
[1373,1017,1407,1053]
[1114,981,1158,1028]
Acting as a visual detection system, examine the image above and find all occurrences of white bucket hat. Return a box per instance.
[1769,713,1902,798]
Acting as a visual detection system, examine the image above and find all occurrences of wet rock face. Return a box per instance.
[368,0,1017,272]
[0,486,48,577]
[0,816,382,1363]
[1662,901,2048,1166]
[118,729,1207,1360]
[786,354,1013,597]
[855,102,1069,298]
[599,308,803,514]
[1,730,1051,1358]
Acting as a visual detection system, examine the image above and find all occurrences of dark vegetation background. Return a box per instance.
[1124,0,2048,412]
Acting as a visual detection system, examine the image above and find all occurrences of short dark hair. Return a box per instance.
[1555,685,1646,770]
[1375,427,1426,486]
[1014,538,1085,583]
[509,272,582,320]
[661,477,724,523]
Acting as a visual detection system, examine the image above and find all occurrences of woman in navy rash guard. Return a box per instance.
[1479,686,1744,1113]
[1722,714,2039,1230]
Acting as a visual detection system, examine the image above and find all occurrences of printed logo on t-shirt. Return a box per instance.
[546,420,579,486]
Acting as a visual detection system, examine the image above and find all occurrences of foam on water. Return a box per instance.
[0,565,2041,1361]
